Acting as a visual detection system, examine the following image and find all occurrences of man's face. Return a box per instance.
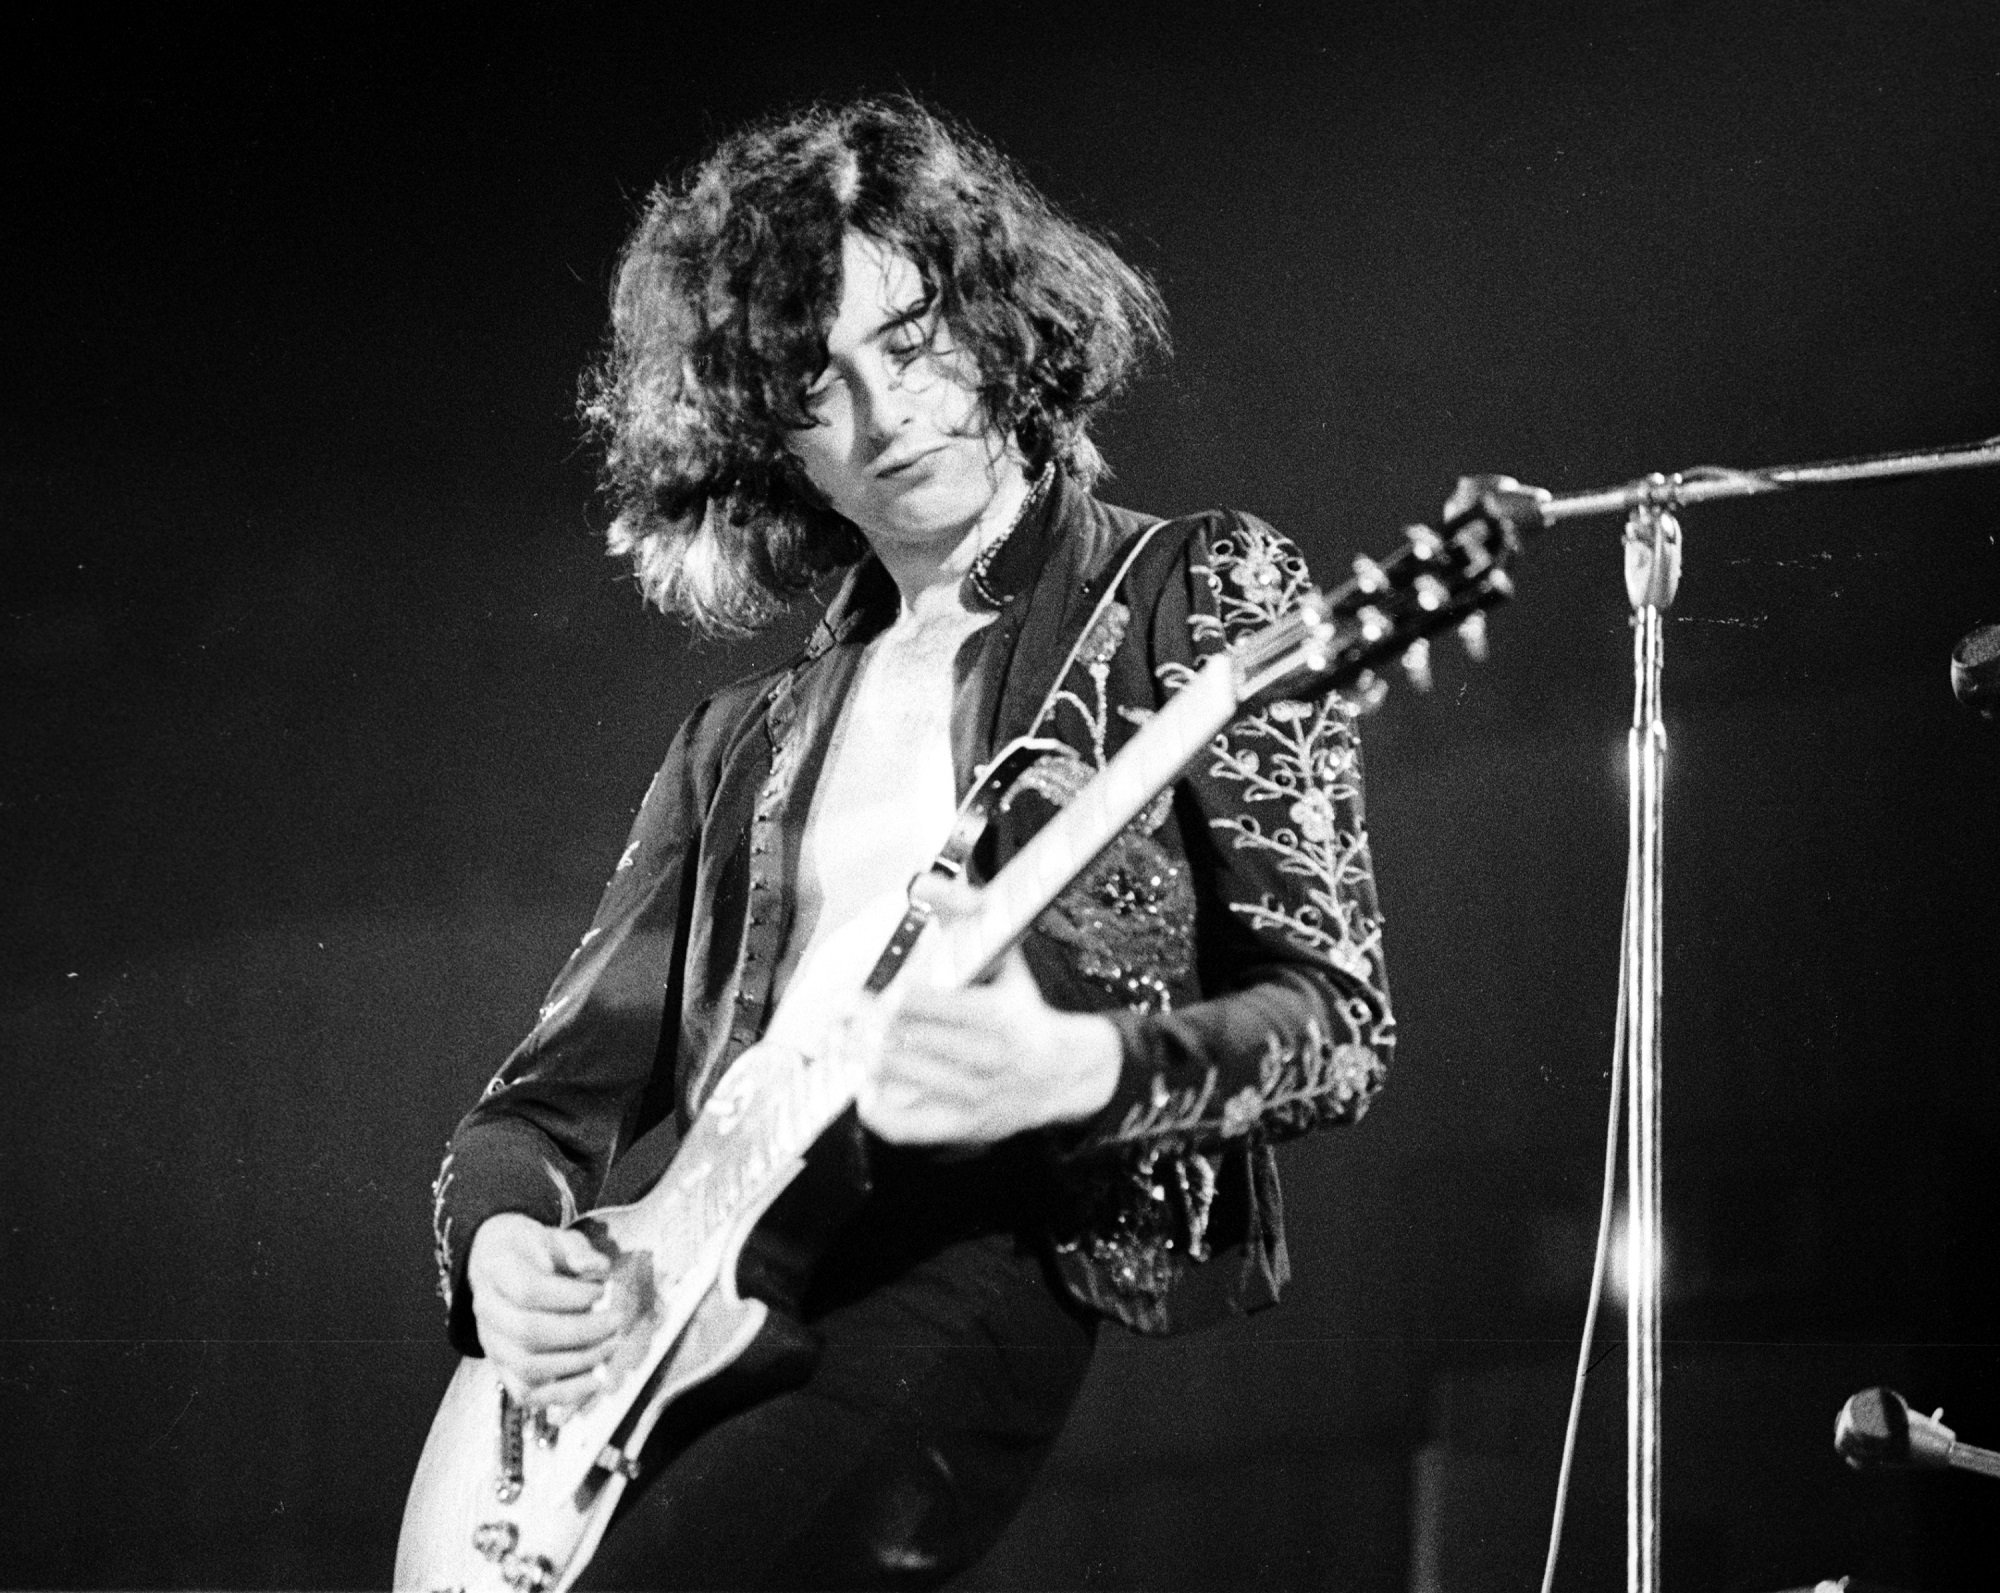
[785,232,1023,557]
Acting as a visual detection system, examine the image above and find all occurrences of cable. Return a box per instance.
[1538,872,1631,1593]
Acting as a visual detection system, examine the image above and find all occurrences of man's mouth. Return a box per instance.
[875,445,941,478]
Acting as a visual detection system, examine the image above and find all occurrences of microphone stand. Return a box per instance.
[1441,434,2000,1593]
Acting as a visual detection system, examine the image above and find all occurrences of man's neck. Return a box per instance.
[871,464,1032,628]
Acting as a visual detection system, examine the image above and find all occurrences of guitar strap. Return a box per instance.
[862,514,1182,989]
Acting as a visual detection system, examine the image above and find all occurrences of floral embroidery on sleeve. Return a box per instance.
[1202,696,1385,984]
[1178,517,1392,1043]
[1092,1019,1384,1150]
[430,1150,456,1307]
[1186,516,1316,645]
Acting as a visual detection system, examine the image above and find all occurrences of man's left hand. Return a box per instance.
[854,883,1121,1146]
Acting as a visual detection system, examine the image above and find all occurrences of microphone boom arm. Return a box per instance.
[1521,435,2000,529]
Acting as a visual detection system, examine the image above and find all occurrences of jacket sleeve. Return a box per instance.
[430,699,711,1355]
[1045,511,1394,1332]
[1087,510,1392,1147]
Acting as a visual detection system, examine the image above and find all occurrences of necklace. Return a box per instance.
[967,463,1054,609]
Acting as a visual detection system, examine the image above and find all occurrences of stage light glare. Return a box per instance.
[1610,1214,1665,1309]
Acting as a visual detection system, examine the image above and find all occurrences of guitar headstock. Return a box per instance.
[1232,474,1551,708]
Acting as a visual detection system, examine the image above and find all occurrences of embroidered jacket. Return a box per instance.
[433,471,1393,1348]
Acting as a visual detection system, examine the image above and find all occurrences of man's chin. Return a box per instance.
[864,489,988,545]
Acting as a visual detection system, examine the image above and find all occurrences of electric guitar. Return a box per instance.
[394,482,1538,1593]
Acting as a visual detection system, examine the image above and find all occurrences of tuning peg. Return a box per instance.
[1338,670,1391,715]
[1404,524,1443,560]
[1457,612,1490,662]
[1400,638,1434,692]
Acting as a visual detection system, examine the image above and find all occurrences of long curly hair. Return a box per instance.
[581,98,1168,636]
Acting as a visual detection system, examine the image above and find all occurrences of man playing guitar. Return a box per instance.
[427,97,1395,1589]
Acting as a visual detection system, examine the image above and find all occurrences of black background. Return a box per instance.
[6,3,1998,1588]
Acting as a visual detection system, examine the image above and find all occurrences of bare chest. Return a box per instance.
[770,611,993,1009]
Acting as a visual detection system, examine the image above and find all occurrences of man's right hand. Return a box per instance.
[467,1212,618,1413]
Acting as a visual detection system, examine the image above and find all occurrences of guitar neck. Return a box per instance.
[936,653,1241,987]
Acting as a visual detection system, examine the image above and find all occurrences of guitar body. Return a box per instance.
[394,747,1049,1593]
[397,1207,774,1593]
[396,1046,870,1593]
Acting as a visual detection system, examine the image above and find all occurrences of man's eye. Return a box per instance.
[885,304,937,360]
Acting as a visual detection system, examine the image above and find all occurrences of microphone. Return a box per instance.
[1951,622,2000,720]
[1834,1387,2000,1480]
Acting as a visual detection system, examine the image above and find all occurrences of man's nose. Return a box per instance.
[850,353,913,447]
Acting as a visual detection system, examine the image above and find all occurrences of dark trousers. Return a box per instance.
[577,1153,1099,1592]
